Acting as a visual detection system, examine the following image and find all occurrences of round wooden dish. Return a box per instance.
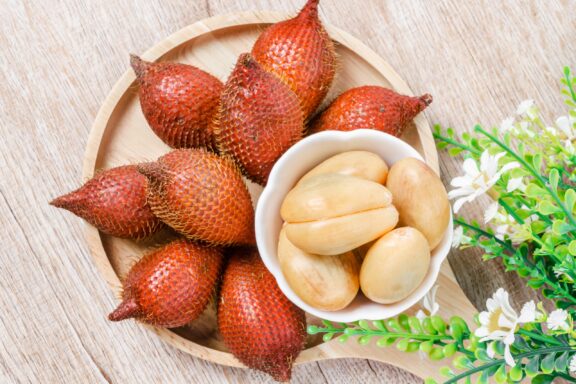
[83,11,477,380]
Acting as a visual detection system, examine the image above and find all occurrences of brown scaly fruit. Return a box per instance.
[138,149,255,246]
[215,53,304,185]
[218,247,306,382]
[309,86,433,137]
[109,239,223,328]
[50,165,163,240]
[251,0,336,117]
[131,55,223,150]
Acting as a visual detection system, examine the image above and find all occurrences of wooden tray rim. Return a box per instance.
[81,10,445,373]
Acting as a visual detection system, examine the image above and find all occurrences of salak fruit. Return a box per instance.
[131,55,223,150]
[137,149,255,246]
[215,53,304,185]
[109,239,223,328]
[252,0,336,118]
[310,86,433,137]
[50,165,163,240]
[218,247,306,382]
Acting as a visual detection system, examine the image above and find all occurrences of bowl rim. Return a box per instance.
[256,129,453,322]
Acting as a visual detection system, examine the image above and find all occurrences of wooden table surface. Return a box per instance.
[1,0,574,382]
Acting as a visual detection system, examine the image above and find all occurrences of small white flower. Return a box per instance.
[506,177,525,193]
[516,99,538,120]
[547,309,570,332]
[493,213,536,244]
[452,226,463,248]
[416,285,440,321]
[500,117,515,133]
[545,126,558,135]
[475,289,537,367]
[484,202,499,224]
[556,115,576,140]
[570,355,576,373]
[448,151,520,213]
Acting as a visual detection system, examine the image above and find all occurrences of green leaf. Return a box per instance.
[357,335,372,345]
[526,183,547,198]
[323,333,334,342]
[386,318,402,332]
[419,340,434,354]
[453,355,474,369]
[408,317,423,333]
[540,353,556,374]
[406,342,420,353]
[396,339,409,351]
[307,325,319,334]
[474,348,491,361]
[376,336,396,347]
[508,364,523,381]
[565,189,576,212]
[422,317,436,334]
[358,320,371,330]
[443,343,457,358]
[449,147,464,156]
[337,335,349,343]
[554,351,569,372]
[538,200,561,215]
[525,356,540,377]
[477,369,489,384]
[569,240,576,256]
[533,153,543,171]
[372,320,387,331]
[429,348,445,361]
[430,316,447,334]
[531,374,555,384]
[552,220,575,235]
[549,169,560,192]
[439,366,454,378]
[398,314,410,331]
[493,365,507,383]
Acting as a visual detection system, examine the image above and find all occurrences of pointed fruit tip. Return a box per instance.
[130,54,150,78]
[420,93,433,106]
[137,162,165,183]
[108,297,140,322]
[298,0,320,18]
[50,191,81,210]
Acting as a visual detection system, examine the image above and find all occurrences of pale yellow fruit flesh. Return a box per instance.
[360,227,431,304]
[298,151,389,185]
[281,173,392,223]
[278,229,359,311]
[386,157,450,249]
[284,205,399,256]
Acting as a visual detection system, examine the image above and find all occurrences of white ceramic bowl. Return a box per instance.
[255,130,453,322]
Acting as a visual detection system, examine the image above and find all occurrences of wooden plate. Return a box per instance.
[83,11,477,380]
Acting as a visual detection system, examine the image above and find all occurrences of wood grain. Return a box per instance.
[1,0,574,383]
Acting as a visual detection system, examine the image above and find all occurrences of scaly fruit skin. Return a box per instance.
[50,165,163,240]
[131,55,223,150]
[252,0,336,118]
[215,53,304,185]
[109,239,224,328]
[138,149,256,246]
[310,86,433,137]
[218,248,306,382]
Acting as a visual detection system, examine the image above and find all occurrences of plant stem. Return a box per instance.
[453,218,514,252]
[444,346,576,384]
[518,329,565,347]
[557,372,576,383]
[433,132,481,156]
[475,126,576,233]
[343,328,451,342]
[565,67,576,103]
